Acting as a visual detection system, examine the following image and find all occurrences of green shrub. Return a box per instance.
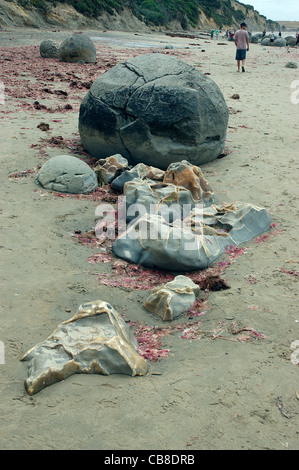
[14,1,271,29]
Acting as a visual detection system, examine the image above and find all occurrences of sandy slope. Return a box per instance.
[0,28,298,450]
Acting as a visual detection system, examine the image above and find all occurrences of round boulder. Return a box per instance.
[261,38,271,46]
[78,53,229,170]
[285,61,298,68]
[285,36,296,46]
[40,39,60,58]
[35,155,98,194]
[59,34,96,63]
[250,35,259,44]
[273,38,287,47]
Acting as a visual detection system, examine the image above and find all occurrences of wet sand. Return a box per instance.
[0,28,299,450]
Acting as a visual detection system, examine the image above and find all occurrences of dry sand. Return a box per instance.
[0,28,299,451]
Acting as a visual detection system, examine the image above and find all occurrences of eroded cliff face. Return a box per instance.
[0,1,151,31]
[231,0,267,30]
[0,0,279,32]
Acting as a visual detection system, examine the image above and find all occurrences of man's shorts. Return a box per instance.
[236,49,246,61]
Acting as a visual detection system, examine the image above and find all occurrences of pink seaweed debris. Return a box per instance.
[130,323,171,361]
[280,268,299,277]
[224,244,247,258]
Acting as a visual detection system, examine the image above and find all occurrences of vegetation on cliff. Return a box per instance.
[14,0,270,29]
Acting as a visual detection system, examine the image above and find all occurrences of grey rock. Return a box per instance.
[123,161,214,223]
[285,36,296,46]
[112,212,230,271]
[94,154,128,184]
[59,34,97,63]
[79,53,229,170]
[36,155,98,194]
[112,202,272,272]
[111,163,164,192]
[163,160,214,203]
[189,202,272,246]
[144,275,200,321]
[261,38,271,46]
[273,38,287,47]
[285,61,298,68]
[250,35,259,44]
[21,300,149,395]
[40,39,60,58]
[123,178,213,224]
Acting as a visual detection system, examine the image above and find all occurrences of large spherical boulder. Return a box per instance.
[285,36,296,46]
[59,34,96,63]
[40,39,60,58]
[273,38,287,47]
[35,155,98,194]
[78,53,229,170]
[250,35,259,44]
[261,38,271,46]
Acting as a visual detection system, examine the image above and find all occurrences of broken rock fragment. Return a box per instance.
[21,300,149,395]
[163,160,214,202]
[112,202,272,271]
[144,275,200,321]
[94,154,128,184]
[111,163,164,192]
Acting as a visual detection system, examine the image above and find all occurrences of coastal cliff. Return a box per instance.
[0,0,280,32]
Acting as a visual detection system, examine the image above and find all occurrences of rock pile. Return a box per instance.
[39,33,97,63]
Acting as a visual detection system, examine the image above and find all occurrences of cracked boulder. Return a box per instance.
[79,53,229,170]
[40,39,60,58]
[21,300,149,395]
[144,275,200,321]
[59,34,97,63]
[35,154,98,194]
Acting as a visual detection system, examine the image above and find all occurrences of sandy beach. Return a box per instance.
[0,27,298,450]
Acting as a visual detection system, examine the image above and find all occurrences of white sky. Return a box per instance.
[244,0,299,21]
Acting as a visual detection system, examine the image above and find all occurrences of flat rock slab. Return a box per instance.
[35,154,98,194]
[21,300,149,395]
[79,53,229,169]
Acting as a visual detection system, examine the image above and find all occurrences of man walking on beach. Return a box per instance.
[234,22,249,72]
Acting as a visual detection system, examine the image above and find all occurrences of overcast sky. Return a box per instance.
[245,0,299,21]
